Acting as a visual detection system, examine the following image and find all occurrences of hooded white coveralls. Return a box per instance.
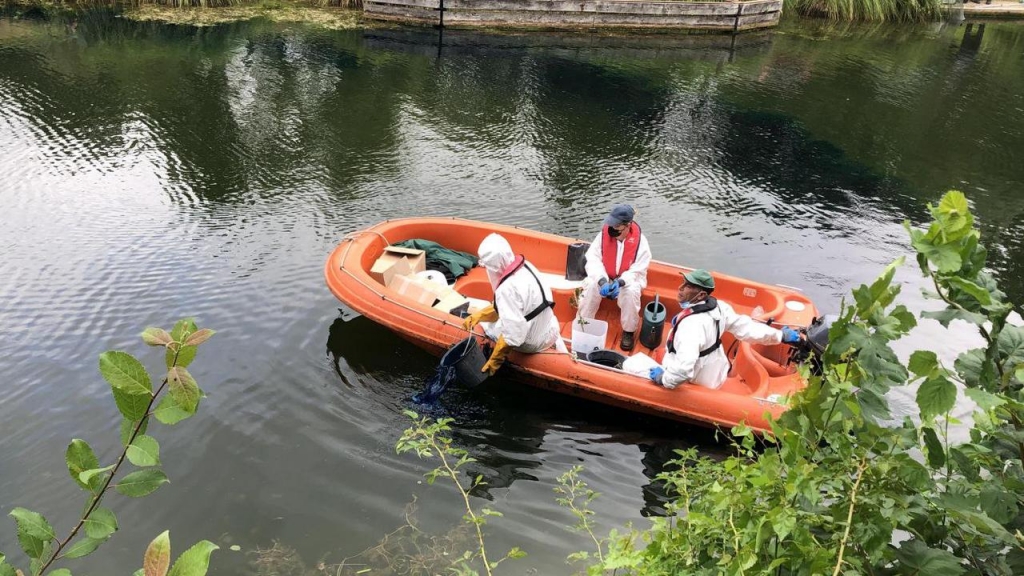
[661,299,783,389]
[576,229,652,333]
[478,234,564,353]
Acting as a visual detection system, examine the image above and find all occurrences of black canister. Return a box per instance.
[639,294,667,349]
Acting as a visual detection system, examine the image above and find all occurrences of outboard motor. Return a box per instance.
[790,314,838,376]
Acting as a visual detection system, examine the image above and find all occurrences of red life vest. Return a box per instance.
[664,297,721,357]
[601,222,642,279]
[496,255,525,286]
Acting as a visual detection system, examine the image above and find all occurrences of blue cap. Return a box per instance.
[603,204,635,227]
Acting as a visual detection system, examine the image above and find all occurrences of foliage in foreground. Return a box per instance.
[583,191,1024,574]
[785,0,943,22]
[0,320,218,576]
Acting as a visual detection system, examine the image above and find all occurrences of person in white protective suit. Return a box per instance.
[575,204,652,351]
[461,234,567,375]
[648,269,802,390]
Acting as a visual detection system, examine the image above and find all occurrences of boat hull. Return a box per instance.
[325,218,818,433]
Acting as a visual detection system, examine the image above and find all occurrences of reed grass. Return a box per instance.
[784,0,943,21]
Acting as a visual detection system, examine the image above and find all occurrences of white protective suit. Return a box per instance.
[661,299,783,389]
[576,228,652,332]
[478,234,563,353]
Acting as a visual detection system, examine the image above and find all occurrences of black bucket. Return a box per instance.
[586,349,627,369]
[442,337,490,387]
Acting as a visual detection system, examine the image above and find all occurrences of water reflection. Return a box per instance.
[4,10,1024,573]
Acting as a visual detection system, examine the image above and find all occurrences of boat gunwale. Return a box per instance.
[325,217,812,432]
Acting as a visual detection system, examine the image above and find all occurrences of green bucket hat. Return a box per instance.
[683,269,715,291]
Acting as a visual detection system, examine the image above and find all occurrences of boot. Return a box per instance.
[620,331,635,351]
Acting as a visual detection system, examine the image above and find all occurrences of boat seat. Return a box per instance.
[537,272,584,291]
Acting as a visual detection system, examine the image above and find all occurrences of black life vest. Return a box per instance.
[494,257,555,322]
[666,297,722,358]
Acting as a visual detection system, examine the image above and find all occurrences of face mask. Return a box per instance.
[607,227,622,238]
[680,301,693,310]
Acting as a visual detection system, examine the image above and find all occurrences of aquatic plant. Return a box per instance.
[784,0,943,22]
[0,319,218,576]
[584,191,1024,574]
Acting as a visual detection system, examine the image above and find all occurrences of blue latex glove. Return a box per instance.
[599,281,614,298]
[649,367,664,383]
[781,326,801,343]
[608,282,621,299]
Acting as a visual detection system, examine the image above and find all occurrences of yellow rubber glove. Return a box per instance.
[461,304,498,331]
[481,335,512,375]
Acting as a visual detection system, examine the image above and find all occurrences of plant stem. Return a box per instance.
[831,457,868,576]
[429,436,492,576]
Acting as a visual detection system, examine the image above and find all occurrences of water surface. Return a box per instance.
[1,11,1022,573]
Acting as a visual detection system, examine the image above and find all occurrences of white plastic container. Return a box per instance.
[571,318,608,358]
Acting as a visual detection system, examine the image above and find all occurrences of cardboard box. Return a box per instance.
[433,291,470,317]
[370,246,426,285]
[390,274,438,307]
[372,256,413,288]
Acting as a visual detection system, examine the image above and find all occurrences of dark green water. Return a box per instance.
[1,10,1022,574]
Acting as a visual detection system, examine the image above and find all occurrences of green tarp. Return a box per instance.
[395,239,478,281]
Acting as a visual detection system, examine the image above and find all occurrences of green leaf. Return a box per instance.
[64,535,108,559]
[980,485,1018,524]
[0,555,16,576]
[50,570,72,576]
[66,439,100,491]
[955,348,989,389]
[917,376,957,419]
[142,328,173,347]
[145,531,171,576]
[120,417,150,446]
[10,508,54,560]
[116,469,169,497]
[112,388,152,422]
[922,308,987,328]
[9,508,55,541]
[895,539,964,576]
[127,435,161,468]
[946,277,992,306]
[166,344,198,370]
[154,393,193,426]
[78,465,115,488]
[184,329,215,347]
[912,238,962,274]
[167,540,218,576]
[896,458,933,491]
[936,191,972,237]
[922,426,945,469]
[169,318,198,342]
[84,507,118,540]
[998,325,1024,368]
[168,368,200,414]
[99,351,152,395]
[908,351,938,379]
[964,388,1005,411]
[1016,364,1024,384]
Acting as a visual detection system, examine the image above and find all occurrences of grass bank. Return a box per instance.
[1,0,364,28]
[784,0,943,21]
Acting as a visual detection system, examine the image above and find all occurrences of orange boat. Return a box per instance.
[325,218,819,432]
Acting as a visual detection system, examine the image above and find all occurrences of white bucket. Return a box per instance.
[571,318,608,358]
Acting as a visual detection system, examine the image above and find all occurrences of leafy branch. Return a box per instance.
[0,319,218,576]
[395,412,525,576]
